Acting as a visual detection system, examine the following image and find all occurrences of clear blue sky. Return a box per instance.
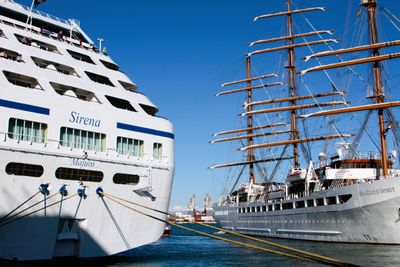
[18,0,400,212]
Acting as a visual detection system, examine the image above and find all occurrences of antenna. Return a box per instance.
[97,38,104,51]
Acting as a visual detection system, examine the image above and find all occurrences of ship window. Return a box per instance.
[119,80,137,92]
[140,104,158,116]
[67,49,95,64]
[282,202,293,210]
[8,118,47,143]
[153,143,162,160]
[338,194,352,204]
[256,206,260,212]
[59,127,106,152]
[55,167,103,182]
[326,196,337,205]
[3,71,42,89]
[100,59,119,71]
[14,34,59,53]
[251,207,255,212]
[316,198,324,206]
[6,162,44,177]
[247,207,251,213]
[262,205,267,212]
[242,208,246,213]
[0,47,20,61]
[274,204,281,211]
[85,71,114,86]
[105,95,136,111]
[116,136,144,157]
[50,82,100,103]
[306,199,314,207]
[295,201,305,209]
[237,208,241,213]
[268,205,273,211]
[113,173,140,185]
[31,57,79,76]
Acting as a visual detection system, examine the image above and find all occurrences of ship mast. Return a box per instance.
[364,0,388,176]
[246,57,255,184]
[287,0,299,168]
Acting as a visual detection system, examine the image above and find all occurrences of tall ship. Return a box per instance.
[0,0,174,261]
[212,0,400,243]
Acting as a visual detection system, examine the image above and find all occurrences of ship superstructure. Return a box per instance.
[0,0,174,261]
[212,0,400,244]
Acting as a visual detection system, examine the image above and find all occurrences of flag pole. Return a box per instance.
[26,0,35,30]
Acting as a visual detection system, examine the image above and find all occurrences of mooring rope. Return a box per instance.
[0,192,59,225]
[99,191,358,267]
[0,193,78,228]
[100,192,312,263]
[0,191,41,223]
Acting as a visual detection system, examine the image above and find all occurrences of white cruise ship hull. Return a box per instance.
[0,149,174,261]
[214,176,400,244]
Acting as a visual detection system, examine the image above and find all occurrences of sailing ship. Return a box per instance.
[212,0,400,243]
[0,0,174,261]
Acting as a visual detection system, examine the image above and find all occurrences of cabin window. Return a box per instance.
[15,34,59,53]
[268,205,273,211]
[140,104,158,116]
[113,173,139,185]
[55,167,103,182]
[251,207,255,212]
[100,59,119,71]
[295,201,305,209]
[105,95,136,112]
[247,207,251,213]
[326,196,337,205]
[8,118,47,143]
[3,71,42,89]
[119,80,137,92]
[306,199,314,207]
[67,49,94,64]
[31,57,79,76]
[59,127,106,152]
[0,47,19,61]
[85,71,114,86]
[6,162,44,177]
[116,136,144,157]
[282,202,293,210]
[338,194,352,204]
[153,143,163,160]
[274,204,281,211]
[50,82,99,103]
[316,198,324,206]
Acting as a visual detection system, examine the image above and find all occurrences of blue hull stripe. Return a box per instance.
[0,99,50,115]
[117,122,174,139]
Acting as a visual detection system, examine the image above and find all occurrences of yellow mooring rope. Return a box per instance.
[100,192,359,267]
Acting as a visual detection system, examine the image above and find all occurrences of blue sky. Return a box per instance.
[18,0,400,212]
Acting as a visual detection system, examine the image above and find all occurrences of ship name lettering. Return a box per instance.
[359,187,395,197]
[72,158,95,168]
[69,111,101,127]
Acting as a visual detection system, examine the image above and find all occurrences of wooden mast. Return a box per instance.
[365,0,388,176]
[287,0,299,168]
[246,56,255,184]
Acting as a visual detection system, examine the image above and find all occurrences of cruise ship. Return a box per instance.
[212,0,400,244]
[0,0,174,261]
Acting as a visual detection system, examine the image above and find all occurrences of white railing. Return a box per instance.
[6,0,78,26]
